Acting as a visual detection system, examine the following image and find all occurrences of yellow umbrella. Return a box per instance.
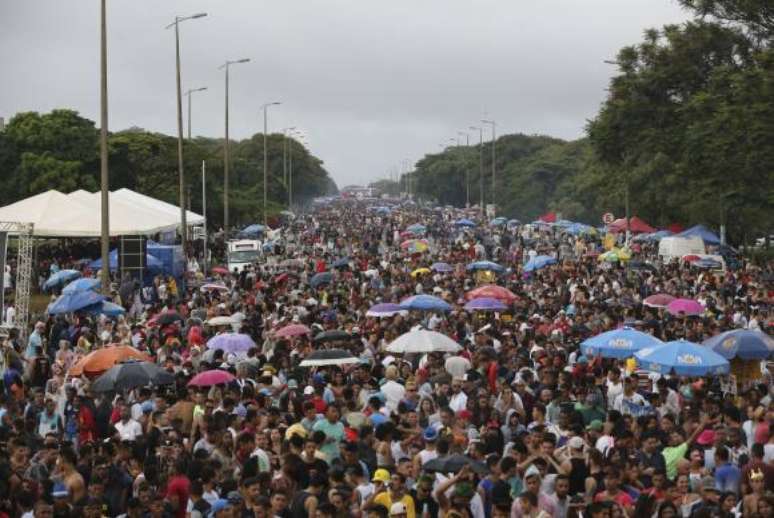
[411,267,431,277]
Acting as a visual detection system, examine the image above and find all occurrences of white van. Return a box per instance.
[658,236,705,260]
[227,240,261,273]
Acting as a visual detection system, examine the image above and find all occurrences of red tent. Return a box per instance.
[538,212,556,223]
[607,216,656,234]
[666,223,684,234]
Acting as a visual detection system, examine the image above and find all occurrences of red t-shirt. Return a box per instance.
[165,475,191,518]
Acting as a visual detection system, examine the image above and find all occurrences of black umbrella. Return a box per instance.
[91,360,176,392]
[156,311,184,326]
[299,349,359,367]
[313,330,351,343]
[628,261,658,273]
[422,454,489,475]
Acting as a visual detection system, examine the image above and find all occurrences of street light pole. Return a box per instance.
[99,0,110,293]
[167,12,207,255]
[470,125,484,214]
[219,58,250,238]
[185,86,207,139]
[458,131,470,207]
[201,160,207,277]
[261,102,281,225]
[482,119,496,216]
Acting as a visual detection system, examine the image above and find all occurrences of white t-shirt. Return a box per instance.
[115,419,143,441]
[606,380,623,409]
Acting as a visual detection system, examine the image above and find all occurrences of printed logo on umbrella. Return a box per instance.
[608,339,633,349]
[677,354,702,365]
[721,337,736,350]
[638,347,655,357]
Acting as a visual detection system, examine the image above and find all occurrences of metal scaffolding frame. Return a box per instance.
[0,222,34,343]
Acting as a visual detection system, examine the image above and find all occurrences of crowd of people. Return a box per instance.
[0,199,771,518]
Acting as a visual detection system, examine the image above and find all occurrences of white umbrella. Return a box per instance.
[205,316,238,327]
[299,349,360,367]
[386,329,461,354]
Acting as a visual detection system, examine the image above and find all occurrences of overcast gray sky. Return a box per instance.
[0,0,690,188]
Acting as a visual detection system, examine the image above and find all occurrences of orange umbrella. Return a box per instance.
[68,345,151,377]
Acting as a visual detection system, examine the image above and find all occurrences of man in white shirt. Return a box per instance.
[380,365,405,413]
[114,405,143,441]
[605,367,624,409]
[448,378,468,413]
[613,377,647,416]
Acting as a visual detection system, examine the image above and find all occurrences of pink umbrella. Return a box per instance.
[666,298,704,316]
[643,294,676,309]
[187,369,235,387]
[275,324,312,338]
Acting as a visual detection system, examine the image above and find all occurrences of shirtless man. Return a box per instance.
[56,446,86,504]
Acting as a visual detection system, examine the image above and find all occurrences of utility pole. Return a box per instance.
[458,131,470,207]
[261,102,281,225]
[99,0,110,293]
[201,160,207,276]
[470,126,484,215]
[482,119,496,216]
[168,12,207,255]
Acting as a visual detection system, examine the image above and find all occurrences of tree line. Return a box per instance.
[393,0,773,245]
[0,110,338,228]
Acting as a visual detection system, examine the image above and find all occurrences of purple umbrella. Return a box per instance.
[206,333,256,354]
[463,297,508,312]
[366,303,407,318]
[666,298,704,316]
[431,262,454,273]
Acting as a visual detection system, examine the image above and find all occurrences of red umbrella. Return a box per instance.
[666,298,704,316]
[211,266,230,275]
[275,324,312,338]
[682,255,701,263]
[465,285,518,303]
[188,369,235,387]
[643,294,675,309]
[274,273,289,284]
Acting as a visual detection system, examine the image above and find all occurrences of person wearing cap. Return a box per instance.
[412,427,439,474]
[366,470,416,518]
[688,476,722,516]
[434,464,478,518]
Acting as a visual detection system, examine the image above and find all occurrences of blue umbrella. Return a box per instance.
[366,303,406,317]
[43,270,81,291]
[84,300,126,317]
[407,224,427,233]
[634,339,730,376]
[431,262,454,273]
[47,290,105,315]
[454,218,476,227]
[507,219,521,227]
[463,297,508,312]
[693,259,722,269]
[466,261,506,273]
[399,294,451,312]
[375,207,391,215]
[62,277,101,295]
[524,255,557,272]
[703,330,774,360]
[237,224,266,238]
[490,217,507,226]
[332,257,350,269]
[581,327,663,359]
[310,272,334,288]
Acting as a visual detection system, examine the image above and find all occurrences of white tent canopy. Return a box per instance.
[0,188,203,238]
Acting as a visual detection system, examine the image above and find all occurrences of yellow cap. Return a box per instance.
[372,468,390,483]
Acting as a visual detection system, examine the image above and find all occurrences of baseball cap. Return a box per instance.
[390,502,407,516]
[423,427,439,441]
[372,468,390,483]
[586,420,603,432]
[568,436,584,450]
[303,386,315,396]
[208,499,232,517]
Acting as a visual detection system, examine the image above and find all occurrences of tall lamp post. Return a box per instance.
[184,86,207,139]
[261,102,281,225]
[282,126,296,192]
[167,12,207,254]
[458,131,470,207]
[470,125,484,214]
[482,119,496,215]
[219,58,250,237]
[99,0,110,293]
